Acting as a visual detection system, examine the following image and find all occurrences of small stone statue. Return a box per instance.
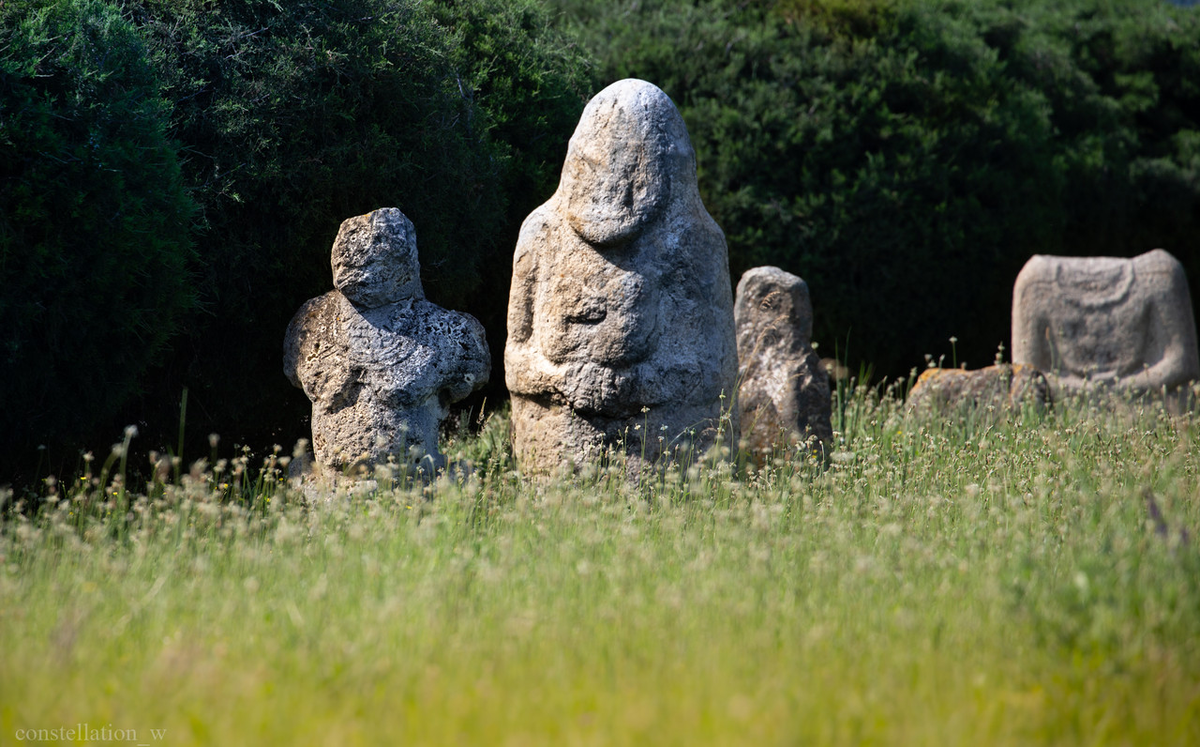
[505,79,738,473]
[284,208,489,475]
[906,364,1050,418]
[1012,249,1199,408]
[734,266,832,461]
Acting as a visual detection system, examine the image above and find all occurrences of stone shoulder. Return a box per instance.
[1013,255,1055,291]
[1135,248,1186,277]
[283,291,345,386]
[515,201,558,249]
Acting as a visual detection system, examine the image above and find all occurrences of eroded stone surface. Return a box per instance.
[1012,249,1199,408]
[906,364,1050,418]
[332,208,424,307]
[284,208,489,474]
[735,266,831,460]
[505,79,738,473]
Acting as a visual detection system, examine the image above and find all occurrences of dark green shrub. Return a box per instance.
[423,0,595,403]
[0,0,196,457]
[429,0,594,225]
[551,0,1200,380]
[112,0,590,451]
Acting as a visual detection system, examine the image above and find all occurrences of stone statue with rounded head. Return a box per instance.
[1012,248,1199,409]
[284,208,490,476]
[505,79,738,473]
[735,266,832,462]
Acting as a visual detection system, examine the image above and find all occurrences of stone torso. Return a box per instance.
[286,291,488,472]
[536,228,662,369]
[284,207,489,475]
[1011,249,1199,400]
[1045,259,1147,379]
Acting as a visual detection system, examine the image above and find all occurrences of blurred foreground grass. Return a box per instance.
[1,386,1198,745]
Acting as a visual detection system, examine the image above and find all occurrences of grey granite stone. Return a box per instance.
[505,79,738,473]
[285,208,489,475]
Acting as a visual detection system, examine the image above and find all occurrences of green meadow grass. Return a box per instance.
[1,385,1198,745]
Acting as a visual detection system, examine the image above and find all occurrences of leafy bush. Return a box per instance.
[430,0,595,224]
[0,0,196,457]
[109,0,591,452]
[109,0,495,450]
[425,0,595,376]
[551,0,1200,379]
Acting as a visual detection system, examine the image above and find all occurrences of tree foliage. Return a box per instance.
[0,0,196,454]
[120,0,589,451]
[10,0,1198,470]
[552,0,1200,379]
[1,0,592,473]
[424,0,595,375]
[115,0,501,448]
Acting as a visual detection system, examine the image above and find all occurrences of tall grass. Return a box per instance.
[1,386,1198,745]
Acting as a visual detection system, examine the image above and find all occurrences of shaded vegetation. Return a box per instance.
[4,0,1200,482]
[0,0,196,455]
[552,0,1200,378]
[1,0,591,480]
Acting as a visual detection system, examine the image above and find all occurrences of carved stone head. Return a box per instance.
[331,207,424,308]
[559,79,696,248]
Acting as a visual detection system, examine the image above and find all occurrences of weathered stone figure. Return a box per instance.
[505,79,738,473]
[907,364,1050,418]
[284,208,490,474]
[1012,249,1199,406]
[735,266,832,460]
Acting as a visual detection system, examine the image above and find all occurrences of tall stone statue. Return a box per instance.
[735,266,832,461]
[505,79,738,473]
[1012,248,1199,407]
[284,208,490,475]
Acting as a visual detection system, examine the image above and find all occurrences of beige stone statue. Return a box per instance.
[1012,249,1199,407]
[284,208,489,475]
[735,266,831,461]
[505,79,738,473]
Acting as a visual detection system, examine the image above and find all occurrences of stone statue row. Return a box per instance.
[284,78,1200,479]
[909,249,1200,417]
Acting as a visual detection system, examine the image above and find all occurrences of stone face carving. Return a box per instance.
[734,266,832,460]
[505,79,738,472]
[284,208,489,474]
[906,364,1050,417]
[1012,249,1200,405]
